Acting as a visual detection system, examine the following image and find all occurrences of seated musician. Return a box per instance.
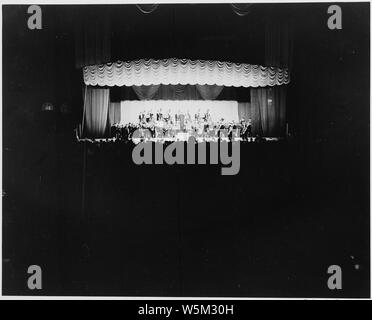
[187,110,192,123]
[239,118,252,141]
[247,118,252,140]
[205,109,212,122]
[240,120,247,141]
[218,119,225,140]
[166,109,171,122]
[179,110,185,132]
[195,109,201,121]
[157,108,163,121]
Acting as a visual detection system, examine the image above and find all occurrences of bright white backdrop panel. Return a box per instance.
[83,58,290,87]
[120,100,239,124]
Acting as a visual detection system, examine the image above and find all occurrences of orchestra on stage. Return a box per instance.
[111,108,253,143]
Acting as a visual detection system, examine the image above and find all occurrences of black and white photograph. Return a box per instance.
[1,1,370,300]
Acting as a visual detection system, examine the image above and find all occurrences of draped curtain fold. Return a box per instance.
[250,87,287,137]
[196,85,224,100]
[136,4,159,14]
[114,85,251,102]
[83,58,290,87]
[84,87,110,138]
[108,101,121,125]
[238,102,261,136]
[136,4,251,16]
[131,84,225,101]
[238,102,251,121]
[230,4,253,17]
[248,18,292,137]
[271,86,287,135]
[132,85,160,100]
[154,84,201,100]
[75,8,111,69]
[251,88,269,136]
[265,19,293,69]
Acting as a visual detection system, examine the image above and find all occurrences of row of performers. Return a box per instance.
[139,109,212,125]
[112,118,253,141]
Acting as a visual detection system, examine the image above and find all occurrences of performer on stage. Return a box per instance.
[239,118,252,141]
[247,118,252,140]
[195,108,201,121]
[139,110,145,123]
[179,110,185,132]
[187,110,192,123]
[204,109,212,123]
[157,108,163,121]
[165,109,171,122]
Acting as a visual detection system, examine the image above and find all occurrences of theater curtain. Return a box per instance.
[238,102,261,136]
[271,86,287,135]
[132,85,160,100]
[135,4,252,15]
[83,58,290,87]
[265,19,293,69]
[108,102,121,126]
[230,4,253,17]
[84,88,110,138]
[238,102,251,121]
[136,4,159,14]
[196,85,224,100]
[154,84,201,100]
[117,85,253,102]
[250,87,287,136]
[253,18,292,136]
[131,84,225,101]
[75,8,111,68]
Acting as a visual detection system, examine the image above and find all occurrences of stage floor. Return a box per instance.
[77,132,281,144]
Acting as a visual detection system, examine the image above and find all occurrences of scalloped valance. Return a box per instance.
[83,58,290,88]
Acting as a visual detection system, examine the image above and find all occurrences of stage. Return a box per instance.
[120,100,240,124]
